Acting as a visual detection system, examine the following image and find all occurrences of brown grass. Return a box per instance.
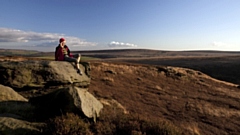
[44,106,183,135]
[46,113,92,135]
[88,62,240,135]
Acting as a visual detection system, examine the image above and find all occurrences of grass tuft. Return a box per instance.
[46,113,92,135]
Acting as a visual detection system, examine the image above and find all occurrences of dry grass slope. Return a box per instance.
[1,50,240,135]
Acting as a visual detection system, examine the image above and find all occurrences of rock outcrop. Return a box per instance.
[0,84,43,134]
[99,98,128,114]
[0,85,27,102]
[69,87,103,119]
[0,117,45,135]
[0,60,103,120]
[0,61,91,89]
[0,60,103,134]
[30,86,103,120]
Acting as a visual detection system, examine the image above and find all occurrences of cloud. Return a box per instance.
[210,41,229,47]
[208,41,240,51]
[108,41,137,48]
[0,27,97,47]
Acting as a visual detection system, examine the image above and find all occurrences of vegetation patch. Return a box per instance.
[43,106,183,135]
[46,113,92,135]
[92,106,183,135]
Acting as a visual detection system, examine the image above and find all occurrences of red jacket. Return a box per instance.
[55,45,72,61]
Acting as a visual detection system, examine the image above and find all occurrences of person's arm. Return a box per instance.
[65,45,73,57]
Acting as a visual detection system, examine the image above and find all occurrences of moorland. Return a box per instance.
[1,48,240,135]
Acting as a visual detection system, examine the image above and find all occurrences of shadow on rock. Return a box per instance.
[29,86,103,122]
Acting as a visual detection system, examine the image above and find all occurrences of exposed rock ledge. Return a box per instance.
[0,61,91,90]
[0,60,102,120]
[0,61,104,134]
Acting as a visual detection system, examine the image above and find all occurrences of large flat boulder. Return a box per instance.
[0,61,91,89]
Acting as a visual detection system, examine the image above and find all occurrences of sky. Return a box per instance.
[0,0,240,52]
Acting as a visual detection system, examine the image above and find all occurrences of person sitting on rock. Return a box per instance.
[55,38,82,75]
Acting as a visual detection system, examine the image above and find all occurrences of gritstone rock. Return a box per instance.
[0,61,91,89]
[30,86,103,120]
[0,117,45,135]
[0,85,27,102]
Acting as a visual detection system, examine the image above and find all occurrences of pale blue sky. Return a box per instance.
[0,0,240,51]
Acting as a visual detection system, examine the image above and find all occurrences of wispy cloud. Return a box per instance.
[108,41,137,48]
[210,41,228,47]
[208,41,240,51]
[0,27,97,47]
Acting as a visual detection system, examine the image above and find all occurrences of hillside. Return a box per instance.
[1,49,240,134]
[87,62,240,135]
[11,58,239,134]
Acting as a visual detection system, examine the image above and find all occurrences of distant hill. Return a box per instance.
[1,48,240,59]
[73,49,240,59]
[0,49,55,58]
[0,49,40,56]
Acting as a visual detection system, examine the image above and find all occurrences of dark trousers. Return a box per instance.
[64,54,81,63]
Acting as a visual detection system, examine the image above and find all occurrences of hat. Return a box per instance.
[59,38,65,43]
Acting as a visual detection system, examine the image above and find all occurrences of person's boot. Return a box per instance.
[77,69,82,75]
